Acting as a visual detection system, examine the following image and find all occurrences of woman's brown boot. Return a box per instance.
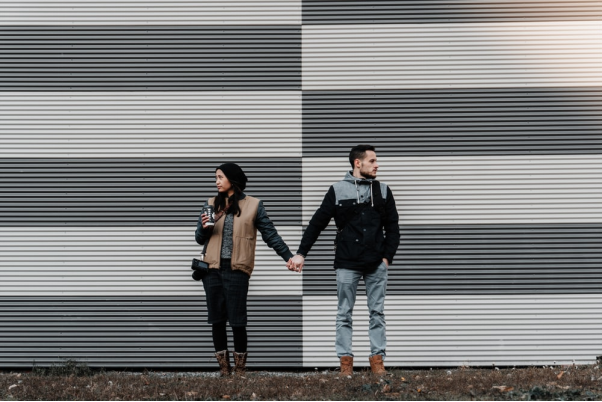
[215,350,232,376]
[233,351,248,375]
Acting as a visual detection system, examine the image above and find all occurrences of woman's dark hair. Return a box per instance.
[213,163,248,217]
[213,185,242,217]
[349,144,376,167]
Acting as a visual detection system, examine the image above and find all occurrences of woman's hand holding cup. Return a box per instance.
[201,213,211,229]
[201,206,215,229]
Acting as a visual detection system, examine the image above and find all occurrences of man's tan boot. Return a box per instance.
[233,351,248,376]
[339,356,353,376]
[215,350,232,376]
[369,354,386,375]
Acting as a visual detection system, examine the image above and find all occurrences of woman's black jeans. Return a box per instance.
[202,259,249,352]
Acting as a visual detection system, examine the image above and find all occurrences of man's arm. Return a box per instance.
[289,186,336,271]
[382,186,400,265]
[296,186,336,257]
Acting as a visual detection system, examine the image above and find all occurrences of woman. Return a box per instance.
[195,163,294,376]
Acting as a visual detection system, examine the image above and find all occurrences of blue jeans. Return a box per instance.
[335,262,387,358]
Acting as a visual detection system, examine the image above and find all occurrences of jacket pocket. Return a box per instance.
[336,236,365,262]
[233,236,256,270]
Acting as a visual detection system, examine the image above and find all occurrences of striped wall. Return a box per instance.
[0,1,601,368]
[0,93,302,157]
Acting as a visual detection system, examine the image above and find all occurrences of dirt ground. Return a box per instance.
[1,363,602,400]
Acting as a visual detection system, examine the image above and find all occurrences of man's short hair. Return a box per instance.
[349,144,376,167]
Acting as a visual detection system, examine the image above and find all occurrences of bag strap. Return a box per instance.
[200,241,209,260]
[212,202,231,225]
[371,180,387,227]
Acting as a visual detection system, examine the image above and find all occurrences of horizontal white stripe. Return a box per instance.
[303,21,602,89]
[302,155,602,224]
[0,1,301,25]
[0,92,302,158]
[303,294,602,367]
[0,227,302,296]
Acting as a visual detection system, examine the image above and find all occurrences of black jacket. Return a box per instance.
[297,172,400,271]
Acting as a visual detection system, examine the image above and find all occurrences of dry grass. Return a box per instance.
[1,362,602,400]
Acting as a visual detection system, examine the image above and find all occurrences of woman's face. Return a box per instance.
[215,169,234,196]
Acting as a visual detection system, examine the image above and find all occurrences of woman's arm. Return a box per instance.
[255,201,294,262]
[194,201,212,245]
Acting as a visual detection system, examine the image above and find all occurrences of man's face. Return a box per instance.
[358,150,379,179]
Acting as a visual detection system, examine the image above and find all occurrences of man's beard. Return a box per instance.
[360,167,377,179]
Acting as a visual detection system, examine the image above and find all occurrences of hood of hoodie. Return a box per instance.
[341,171,376,206]
[343,170,374,184]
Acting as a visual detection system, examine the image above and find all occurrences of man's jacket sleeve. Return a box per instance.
[297,186,336,257]
[383,186,400,264]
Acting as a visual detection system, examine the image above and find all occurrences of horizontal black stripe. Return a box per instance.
[0,296,302,368]
[0,26,301,91]
[303,1,602,24]
[302,224,602,295]
[0,158,301,226]
[303,88,602,156]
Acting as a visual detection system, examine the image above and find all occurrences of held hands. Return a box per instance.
[287,254,305,273]
[285,255,386,272]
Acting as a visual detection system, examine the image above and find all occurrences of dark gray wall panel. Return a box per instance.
[302,224,602,295]
[303,1,602,24]
[303,88,602,156]
[0,158,301,226]
[0,296,302,368]
[0,26,301,90]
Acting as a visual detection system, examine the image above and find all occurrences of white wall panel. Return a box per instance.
[0,227,302,296]
[302,155,602,225]
[303,21,602,89]
[0,92,301,158]
[303,295,602,367]
[0,1,301,25]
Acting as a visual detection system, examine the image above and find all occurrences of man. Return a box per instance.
[288,144,400,376]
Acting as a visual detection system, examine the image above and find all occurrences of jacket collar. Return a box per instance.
[344,171,374,185]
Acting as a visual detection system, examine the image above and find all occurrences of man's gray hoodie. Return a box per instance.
[297,171,400,271]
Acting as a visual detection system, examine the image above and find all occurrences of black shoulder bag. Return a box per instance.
[191,242,209,281]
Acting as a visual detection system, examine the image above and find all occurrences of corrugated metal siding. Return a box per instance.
[0,26,301,90]
[0,92,301,157]
[302,224,602,295]
[302,156,602,225]
[303,1,602,24]
[299,6,602,367]
[303,21,602,89]
[303,88,602,155]
[303,295,602,367]
[0,1,302,25]
[0,158,302,226]
[0,0,305,368]
[0,0,601,369]
[0,296,303,368]
[0,227,302,296]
